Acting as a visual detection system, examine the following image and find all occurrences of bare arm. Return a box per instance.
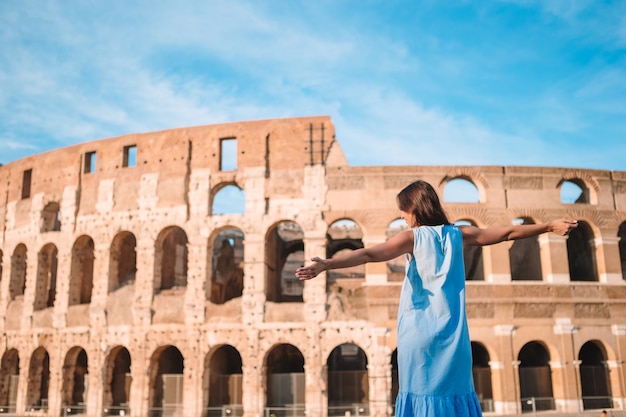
[296,229,414,280]
[461,219,578,246]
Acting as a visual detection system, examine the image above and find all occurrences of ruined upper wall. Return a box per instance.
[0,116,345,232]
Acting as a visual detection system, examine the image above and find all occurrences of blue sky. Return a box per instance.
[1,1,625,170]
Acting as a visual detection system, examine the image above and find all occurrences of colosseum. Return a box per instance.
[0,115,625,417]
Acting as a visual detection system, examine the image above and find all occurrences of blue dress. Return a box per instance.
[394,225,483,417]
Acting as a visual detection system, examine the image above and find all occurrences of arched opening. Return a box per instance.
[579,341,612,410]
[560,179,590,204]
[203,345,243,417]
[567,221,598,282]
[61,347,88,414]
[212,184,245,215]
[265,221,304,303]
[443,177,480,203]
[265,344,305,414]
[326,219,364,290]
[386,219,408,282]
[471,342,493,412]
[40,202,61,232]
[455,220,484,281]
[103,346,132,416]
[0,349,19,413]
[156,227,188,292]
[149,346,184,417]
[27,347,50,411]
[518,342,554,411]
[209,228,244,304]
[34,243,58,310]
[390,349,398,416]
[509,218,542,281]
[10,244,27,300]
[109,232,137,292]
[69,236,95,305]
[327,343,368,415]
[617,222,626,280]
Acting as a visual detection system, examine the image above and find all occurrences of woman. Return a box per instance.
[296,180,577,417]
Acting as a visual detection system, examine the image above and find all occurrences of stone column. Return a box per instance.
[552,318,581,413]
[128,343,149,417]
[303,234,327,324]
[367,328,392,417]
[184,236,207,324]
[242,329,263,417]
[539,234,570,283]
[183,330,203,417]
[595,235,622,284]
[240,230,266,326]
[611,325,626,410]
[20,250,39,330]
[47,338,63,417]
[493,325,519,415]
[303,351,324,417]
[52,247,71,329]
[483,244,512,283]
[89,242,110,329]
[0,249,10,330]
[133,237,155,327]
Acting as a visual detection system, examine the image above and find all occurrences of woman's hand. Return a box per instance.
[549,219,578,236]
[296,257,327,280]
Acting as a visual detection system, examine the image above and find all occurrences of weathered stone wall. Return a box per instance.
[0,115,625,417]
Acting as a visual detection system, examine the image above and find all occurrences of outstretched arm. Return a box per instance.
[296,229,414,280]
[461,219,578,246]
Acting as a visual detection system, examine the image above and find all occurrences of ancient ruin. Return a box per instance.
[0,115,625,416]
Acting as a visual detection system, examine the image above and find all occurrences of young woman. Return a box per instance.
[296,180,578,417]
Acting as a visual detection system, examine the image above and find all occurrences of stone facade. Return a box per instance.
[0,115,625,417]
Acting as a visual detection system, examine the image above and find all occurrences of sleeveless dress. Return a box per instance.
[394,225,483,417]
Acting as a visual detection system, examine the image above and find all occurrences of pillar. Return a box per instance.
[539,234,570,283]
[493,325,518,415]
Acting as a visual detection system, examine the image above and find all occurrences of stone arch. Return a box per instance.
[0,349,19,412]
[509,217,543,281]
[40,201,61,232]
[558,171,600,204]
[440,169,488,203]
[27,347,50,410]
[326,219,365,290]
[109,231,137,292]
[265,221,304,303]
[210,182,245,215]
[442,177,481,203]
[103,346,132,416]
[386,218,409,282]
[10,244,27,300]
[208,227,245,304]
[518,341,554,411]
[148,345,184,415]
[155,226,188,292]
[567,220,598,282]
[617,221,626,280]
[61,347,88,412]
[471,342,493,410]
[69,235,95,306]
[578,340,612,410]
[455,219,484,281]
[264,344,305,409]
[203,345,243,411]
[327,343,369,412]
[34,243,58,310]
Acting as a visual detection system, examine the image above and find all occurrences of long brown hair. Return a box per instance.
[396,180,450,226]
